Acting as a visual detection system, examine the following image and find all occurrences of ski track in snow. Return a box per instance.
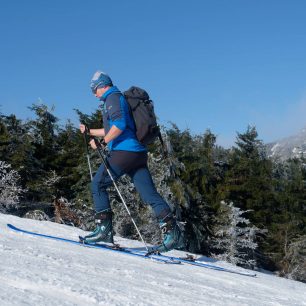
[0,214,305,306]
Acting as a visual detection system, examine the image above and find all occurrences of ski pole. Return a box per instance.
[92,137,150,252]
[82,124,93,181]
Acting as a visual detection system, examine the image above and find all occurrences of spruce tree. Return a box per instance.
[217,126,275,224]
[27,104,59,201]
[55,120,84,199]
[0,114,38,191]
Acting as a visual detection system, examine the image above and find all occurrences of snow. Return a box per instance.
[0,214,305,306]
[271,143,280,156]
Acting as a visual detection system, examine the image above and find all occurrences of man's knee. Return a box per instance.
[91,175,107,193]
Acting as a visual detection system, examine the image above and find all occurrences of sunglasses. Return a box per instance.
[92,86,98,94]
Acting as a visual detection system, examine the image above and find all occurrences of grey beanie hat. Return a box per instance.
[90,71,113,92]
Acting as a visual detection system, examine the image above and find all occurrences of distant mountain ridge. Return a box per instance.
[266,128,306,160]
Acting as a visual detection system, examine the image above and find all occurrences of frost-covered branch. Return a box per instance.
[0,161,25,210]
[42,170,62,188]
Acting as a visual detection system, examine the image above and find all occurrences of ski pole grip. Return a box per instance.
[80,122,90,152]
[92,137,104,149]
[84,124,90,135]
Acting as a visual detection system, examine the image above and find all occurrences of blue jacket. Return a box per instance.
[100,86,146,152]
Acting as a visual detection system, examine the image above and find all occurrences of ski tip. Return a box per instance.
[7,224,17,230]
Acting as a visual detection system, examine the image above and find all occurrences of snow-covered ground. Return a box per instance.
[0,213,305,306]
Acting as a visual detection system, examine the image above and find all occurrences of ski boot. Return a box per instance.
[155,214,185,253]
[80,209,113,244]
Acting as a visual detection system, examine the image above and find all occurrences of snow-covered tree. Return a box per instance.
[0,161,25,211]
[41,169,62,200]
[280,235,306,283]
[212,201,265,268]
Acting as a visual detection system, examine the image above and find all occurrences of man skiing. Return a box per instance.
[79,71,184,252]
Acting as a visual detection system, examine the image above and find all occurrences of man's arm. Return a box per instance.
[79,124,105,137]
[89,128,105,137]
[88,126,122,149]
[79,124,122,141]
[104,125,123,143]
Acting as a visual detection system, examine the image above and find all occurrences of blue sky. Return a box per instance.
[1,0,306,147]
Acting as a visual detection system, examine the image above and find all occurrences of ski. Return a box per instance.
[7,224,180,265]
[126,247,257,277]
[7,224,256,276]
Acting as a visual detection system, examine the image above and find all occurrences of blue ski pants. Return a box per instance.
[91,150,171,221]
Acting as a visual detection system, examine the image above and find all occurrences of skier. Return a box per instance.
[79,71,184,252]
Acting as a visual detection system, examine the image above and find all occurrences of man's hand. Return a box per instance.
[89,138,97,150]
[89,138,107,150]
[80,124,89,134]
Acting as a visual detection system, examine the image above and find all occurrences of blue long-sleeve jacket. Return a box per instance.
[100,86,146,152]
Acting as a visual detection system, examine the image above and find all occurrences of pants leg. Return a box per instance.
[91,159,124,213]
[129,167,171,221]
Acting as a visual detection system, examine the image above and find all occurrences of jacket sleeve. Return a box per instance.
[107,94,127,131]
